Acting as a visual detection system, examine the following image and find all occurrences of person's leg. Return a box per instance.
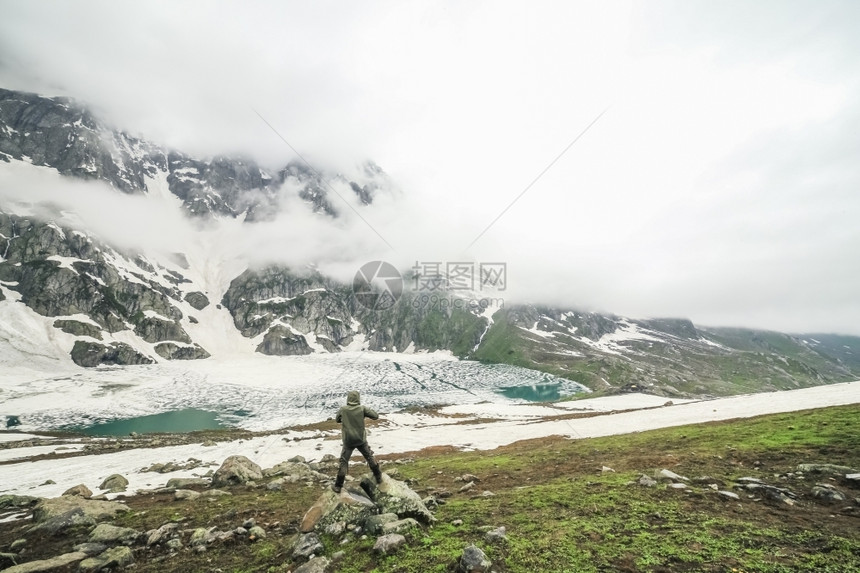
[334,444,354,492]
[357,442,383,483]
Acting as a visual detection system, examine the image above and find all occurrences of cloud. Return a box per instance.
[1,1,860,334]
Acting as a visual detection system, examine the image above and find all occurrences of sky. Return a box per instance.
[1,0,859,335]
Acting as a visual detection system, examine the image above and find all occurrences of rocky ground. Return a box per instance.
[0,405,859,572]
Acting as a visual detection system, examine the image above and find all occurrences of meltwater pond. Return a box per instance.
[75,409,229,436]
[7,353,590,433]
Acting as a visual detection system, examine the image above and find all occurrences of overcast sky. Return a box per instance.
[1,0,859,335]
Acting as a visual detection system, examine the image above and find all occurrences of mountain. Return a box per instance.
[1,87,858,398]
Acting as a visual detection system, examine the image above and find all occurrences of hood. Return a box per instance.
[347,391,360,405]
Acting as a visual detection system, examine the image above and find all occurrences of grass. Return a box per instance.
[1,405,858,572]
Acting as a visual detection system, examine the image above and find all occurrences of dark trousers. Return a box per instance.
[335,442,380,486]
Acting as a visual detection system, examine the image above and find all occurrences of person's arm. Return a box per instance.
[336,409,343,423]
[364,406,379,420]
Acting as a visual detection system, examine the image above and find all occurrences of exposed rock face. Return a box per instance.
[256,326,313,356]
[154,342,211,360]
[133,316,192,343]
[53,319,103,340]
[184,291,210,310]
[70,340,153,367]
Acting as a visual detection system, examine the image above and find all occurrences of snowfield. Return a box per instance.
[0,379,858,502]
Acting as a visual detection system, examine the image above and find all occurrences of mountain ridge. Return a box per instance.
[1,87,858,399]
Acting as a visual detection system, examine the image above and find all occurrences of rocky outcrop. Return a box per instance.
[184,291,210,310]
[70,340,154,367]
[154,342,211,360]
[256,326,313,356]
[53,319,103,340]
[133,316,192,343]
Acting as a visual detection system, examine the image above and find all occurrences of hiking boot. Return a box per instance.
[373,471,383,484]
[331,484,342,493]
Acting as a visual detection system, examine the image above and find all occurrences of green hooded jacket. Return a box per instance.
[336,391,379,447]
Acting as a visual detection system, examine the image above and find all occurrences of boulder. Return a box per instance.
[212,455,263,487]
[184,291,210,310]
[292,532,324,562]
[62,484,93,498]
[99,473,129,492]
[361,474,436,524]
[812,483,847,503]
[30,497,129,535]
[78,546,134,571]
[88,523,141,545]
[364,512,399,535]
[300,488,376,533]
[70,340,154,367]
[373,533,407,555]
[263,460,328,482]
[175,489,201,501]
[458,544,492,572]
[154,342,211,360]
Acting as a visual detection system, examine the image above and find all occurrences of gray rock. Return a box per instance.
[0,551,87,573]
[146,522,179,546]
[717,490,740,501]
[78,546,134,571]
[381,518,420,535]
[88,523,140,544]
[797,463,858,475]
[263,460,328,482]
[364,513,399,535]
[292,532,324,562]
[300,488,376,533]
[174,489,201,501]
[638,475,657,487]
[458,544,492,572]
[249,525,267,540]
[657,469,689,482]
[212,455,263,487]
[373,533,407,555]
[9,539,26,552]
[812,483,847,503]
[484,526,507,542]
[61,484,93,498]
[98,473,129,492]
[166,538,183,550]
[294,556,331,573]
[846,473,860,481]
[30,497,128,535]
[165,477,209,488]
[72,542,108,556]
[361,474,436,524]
[189,527,210,547]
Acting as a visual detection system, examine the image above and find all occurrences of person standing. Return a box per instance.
[333,390,382,493]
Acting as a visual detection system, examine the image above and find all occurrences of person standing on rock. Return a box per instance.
[333,390,383,493]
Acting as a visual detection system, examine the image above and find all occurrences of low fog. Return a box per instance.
[1,1,859,335]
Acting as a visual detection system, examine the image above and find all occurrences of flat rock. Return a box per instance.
[89,523,140,544]
[32,496,129,525]
[2,551,88,573]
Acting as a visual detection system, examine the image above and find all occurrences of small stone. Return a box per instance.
[174,489,201,501]
[718,490,741,501]
[294,556,331,573]
[638,475,657,487]
[248,526,266,540]
[657,469,689,482]
[62,484,93,498]
[485,526,507,542]
[452,519,464,526]
[458,482,476,493]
